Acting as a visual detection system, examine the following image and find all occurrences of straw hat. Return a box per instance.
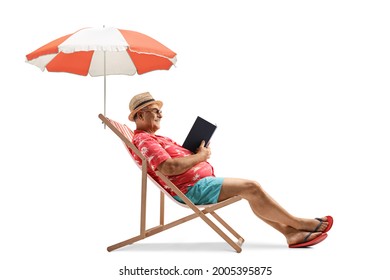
[128,92,163,121]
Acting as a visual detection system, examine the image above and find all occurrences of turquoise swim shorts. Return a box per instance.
[173,176,224,205]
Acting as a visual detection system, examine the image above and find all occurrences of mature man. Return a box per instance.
[128,92,333,248]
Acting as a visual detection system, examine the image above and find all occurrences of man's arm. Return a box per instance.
[158,141,211,176]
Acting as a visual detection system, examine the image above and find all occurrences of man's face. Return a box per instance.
[139,104,163,133]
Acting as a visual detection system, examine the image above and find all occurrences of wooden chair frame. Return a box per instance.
[99,114,244,253]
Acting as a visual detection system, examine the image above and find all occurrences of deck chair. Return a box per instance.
[99,114,244,253]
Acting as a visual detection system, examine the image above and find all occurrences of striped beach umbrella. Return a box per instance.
[26,26,177,119]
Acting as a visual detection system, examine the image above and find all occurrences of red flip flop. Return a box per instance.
[324,216,333,232]
[315,216,333,233]
[289,232,328,248]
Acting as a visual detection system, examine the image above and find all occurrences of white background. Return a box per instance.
[1,0,389,279]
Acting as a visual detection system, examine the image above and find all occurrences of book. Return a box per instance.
[182,116,217,153]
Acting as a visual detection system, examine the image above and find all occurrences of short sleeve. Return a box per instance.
[133,133,171,171]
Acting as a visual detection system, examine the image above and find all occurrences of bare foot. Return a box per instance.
[297,216,330,232]
[285,227,323,246]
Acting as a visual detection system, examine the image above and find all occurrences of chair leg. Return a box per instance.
[210,211,245,247]
[196,211,243,253]
[107,207,244,252]
[154,172,245,252]
[107,234,145,252]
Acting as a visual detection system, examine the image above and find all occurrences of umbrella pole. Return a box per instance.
[104,50,107,129]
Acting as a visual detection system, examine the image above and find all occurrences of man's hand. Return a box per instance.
[196,140,211,161]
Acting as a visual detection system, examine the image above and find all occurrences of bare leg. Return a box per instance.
[218,178,328,245]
